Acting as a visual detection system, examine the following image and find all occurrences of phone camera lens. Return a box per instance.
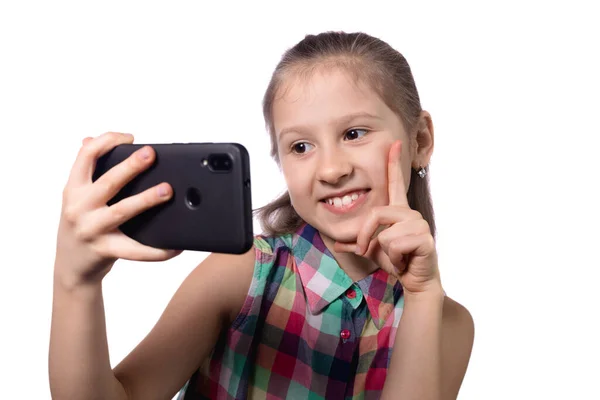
[186,187,202,209]
[208,154,233,172]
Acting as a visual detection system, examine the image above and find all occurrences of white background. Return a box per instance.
[1,1,599,399]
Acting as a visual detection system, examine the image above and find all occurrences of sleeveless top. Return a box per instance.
[177,223,405,400]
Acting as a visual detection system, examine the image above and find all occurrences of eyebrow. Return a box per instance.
[278,111,384,138]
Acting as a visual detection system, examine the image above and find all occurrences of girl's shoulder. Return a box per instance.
[199,231,294,281]
[245,232,296,285]
[253,223,319,262]
[253,231,295,259]
[215,232,295,327]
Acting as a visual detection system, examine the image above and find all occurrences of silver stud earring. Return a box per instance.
[417,167,427,178]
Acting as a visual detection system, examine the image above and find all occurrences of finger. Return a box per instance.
[68,132,135,185]
[90,182,173,233]
[371,244,403,279]
[370,224,389,240]
[387,234,435,266]
[376,219,431,253]
[334,225,388,253]
[356,207,420,255]
[99,232,183,262]
[91,145,156,203]
[376,251,404,278]
[388,140,409,207]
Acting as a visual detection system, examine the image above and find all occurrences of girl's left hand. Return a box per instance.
[334,140,442,296]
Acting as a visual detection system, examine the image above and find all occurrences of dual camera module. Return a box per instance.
[204,153,233,172]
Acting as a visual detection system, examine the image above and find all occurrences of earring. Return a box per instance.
[417,166,427,178]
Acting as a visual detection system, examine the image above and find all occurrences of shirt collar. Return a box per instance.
[292,223,403,329]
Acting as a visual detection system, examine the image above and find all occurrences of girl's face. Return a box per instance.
[273,68,416,244]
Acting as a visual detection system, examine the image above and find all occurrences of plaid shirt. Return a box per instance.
[178,223,404,399]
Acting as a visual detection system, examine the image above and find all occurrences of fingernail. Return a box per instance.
[354,246,362,255]
[158,185,169,197]
[139,147,151,160]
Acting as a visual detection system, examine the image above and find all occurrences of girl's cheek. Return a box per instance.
[360,156,387,191]
[371,141,393,174]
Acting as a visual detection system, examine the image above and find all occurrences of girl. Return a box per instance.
[49,31,474,400]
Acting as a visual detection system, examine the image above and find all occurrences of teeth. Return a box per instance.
[325,191,364,208]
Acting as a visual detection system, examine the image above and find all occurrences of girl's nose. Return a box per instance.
[316,149,353,185]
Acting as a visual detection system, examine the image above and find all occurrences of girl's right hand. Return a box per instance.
[54,132,182,289]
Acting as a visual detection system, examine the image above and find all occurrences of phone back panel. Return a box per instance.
[92,143,253,254]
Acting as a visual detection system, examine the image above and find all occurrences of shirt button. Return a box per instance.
[346,288,356,299]
[340,329,351,340]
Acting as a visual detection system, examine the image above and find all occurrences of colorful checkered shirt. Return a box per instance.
[177,223,405,399]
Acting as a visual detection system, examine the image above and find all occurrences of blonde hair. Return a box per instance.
[255,31,436,239]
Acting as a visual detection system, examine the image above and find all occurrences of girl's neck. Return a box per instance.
[320,234,379,282]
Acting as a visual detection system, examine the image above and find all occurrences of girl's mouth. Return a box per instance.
[320,189,370,213]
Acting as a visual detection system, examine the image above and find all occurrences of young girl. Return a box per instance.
[49,31,474,400]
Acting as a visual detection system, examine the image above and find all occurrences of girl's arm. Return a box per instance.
[339,142,474,400]
[381,290,474,400]
[49,277,128,400]
[49,248,255,400]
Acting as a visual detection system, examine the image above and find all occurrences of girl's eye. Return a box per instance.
[292,142,314,154]
[344,129,368,141]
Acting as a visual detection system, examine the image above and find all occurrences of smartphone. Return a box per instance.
[92,142,253,254]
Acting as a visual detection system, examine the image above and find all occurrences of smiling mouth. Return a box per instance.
[320,189,370,209]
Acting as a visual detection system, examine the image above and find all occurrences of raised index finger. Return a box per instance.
[387,140,409,206]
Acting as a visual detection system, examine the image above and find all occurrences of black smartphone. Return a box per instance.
[92,142,253,254]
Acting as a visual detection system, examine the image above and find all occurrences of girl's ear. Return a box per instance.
[412,110,435,168]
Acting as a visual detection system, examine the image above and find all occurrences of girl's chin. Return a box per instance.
[313,220,363,245]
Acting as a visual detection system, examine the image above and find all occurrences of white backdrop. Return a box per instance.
[1,1,598,399]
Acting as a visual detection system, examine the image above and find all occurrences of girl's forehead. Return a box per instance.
[277,67,373,102]
[273,68,392,129]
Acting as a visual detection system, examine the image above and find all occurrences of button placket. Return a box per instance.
[340,296,356,344]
